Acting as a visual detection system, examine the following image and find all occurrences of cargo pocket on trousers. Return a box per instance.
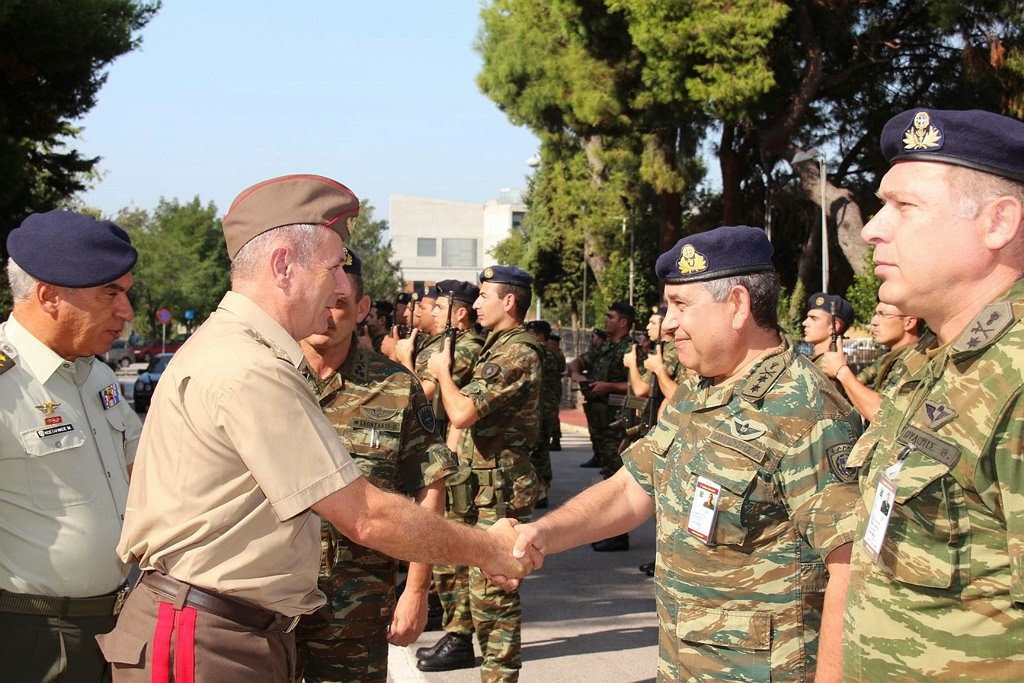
[677,604,771,682]
[96,628,147,670]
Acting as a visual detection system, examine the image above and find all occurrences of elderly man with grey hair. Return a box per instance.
[0,210,143,683]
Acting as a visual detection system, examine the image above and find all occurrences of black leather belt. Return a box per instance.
[0,587,128,618]
[140,572,299,633]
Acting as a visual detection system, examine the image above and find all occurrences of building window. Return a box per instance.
[442,238,477,267]
[417,238,436,257]
[512,211,525,234]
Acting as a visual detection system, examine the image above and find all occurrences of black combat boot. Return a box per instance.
[416,632,475,671]
[415,631,463,659]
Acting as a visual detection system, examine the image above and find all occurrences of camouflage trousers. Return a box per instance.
[470,510,524,683]
[585,401,624,477]
[295,618,388,682]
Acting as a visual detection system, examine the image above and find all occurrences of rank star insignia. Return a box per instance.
[677,244,708,275]
[36,400,61,416]
[922,400,957,429]
[902,111,943,151]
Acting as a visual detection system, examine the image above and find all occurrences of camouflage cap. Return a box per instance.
[222,174,360,260]
[656,225,774,284]
[881,108,1024,182]
[806,292,854,326]
[436,279,480,304]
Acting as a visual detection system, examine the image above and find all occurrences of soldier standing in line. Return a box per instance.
[364,299,392,353]
[817,300,922,422]
[0,211,142,682]
[578,328,608,464]
[524,319,562,509]
[294,249,456,682]
[841,108,1024,679]
[802,292,855,398]
[623,305,687,406]
[420,266,543,682]
[510,226,862,682]
[567,301,634,551]
[546,333,566,451]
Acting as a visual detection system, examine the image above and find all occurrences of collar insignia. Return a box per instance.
[922,400,957,429]
[902,111,943,151]
[36,400,61,416]
[677,244,708,275]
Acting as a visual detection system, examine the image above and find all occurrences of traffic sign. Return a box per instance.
[155,308,172,325]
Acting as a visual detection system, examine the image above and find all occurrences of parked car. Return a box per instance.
[132,335,189,363]
[133,353,174,413]
[99,338,135,369]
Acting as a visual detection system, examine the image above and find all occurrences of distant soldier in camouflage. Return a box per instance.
[295,250,457,683]
[623,305,688,411]
[414,280,485,658]
[525,319,562,507]
[422,265,542,682]
[817,300,922,422]
[512,226,862,682]
[802,292,855,400]
[842,108,1024,680]
[546,333,566,450]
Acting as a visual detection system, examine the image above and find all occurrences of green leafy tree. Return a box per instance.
[118,197,228,338]
[0,0,159,252]
[345,199,402,301]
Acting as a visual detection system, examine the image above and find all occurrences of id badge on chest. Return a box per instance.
[861,457,905,561]
[686,476,722,544]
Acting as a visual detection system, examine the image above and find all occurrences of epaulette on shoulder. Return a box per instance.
[0,348,15,377]
[245,329,291,362]
[740,355,787,401]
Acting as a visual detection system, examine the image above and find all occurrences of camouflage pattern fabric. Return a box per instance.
[432,549,473,635]
[622,336,862,682]
[843,282,1024,680]
[295,339,456,683]
[638,340,687,386]
[810,352,849,401]
[530,343,563,495]
[450,326,543,682]
[855,341,915,394]
[578,336,631,476]
[418,329,484,440]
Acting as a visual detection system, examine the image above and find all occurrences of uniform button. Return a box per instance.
[107,471,111,477]
[93,428,98,435]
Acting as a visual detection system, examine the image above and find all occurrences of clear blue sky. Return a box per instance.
[76,1,539,222]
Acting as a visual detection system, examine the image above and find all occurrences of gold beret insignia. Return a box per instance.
[343,250,353,266]
[347,215,357,233]
[815,295,826,306]
[482,267,494,279]
[677,244,708,275]
[902,111,943,151]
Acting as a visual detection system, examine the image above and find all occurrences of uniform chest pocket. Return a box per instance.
[17,424,93,509]
[878,453,961,589]
[677,604,772,682]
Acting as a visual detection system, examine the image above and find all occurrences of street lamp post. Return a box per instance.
[791,149,829,292]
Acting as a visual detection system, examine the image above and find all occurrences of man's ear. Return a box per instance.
[36,281,62,315]
[356,295,372,323]
[270,247,291,286]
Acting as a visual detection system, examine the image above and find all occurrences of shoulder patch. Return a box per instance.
[417,403,436,433]
[481,362,501,380]
[826,443,858,482]
[922,400,957,430]
[741,355,787,400]
[952,300,1014,353]
[0,350,15,376]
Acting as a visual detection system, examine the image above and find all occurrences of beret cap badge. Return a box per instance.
[815,295,826,306]
[482,267,494,279]
[902,111,943,151]
[677,244,708,276]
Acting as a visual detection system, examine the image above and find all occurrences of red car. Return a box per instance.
[132,335,189,363]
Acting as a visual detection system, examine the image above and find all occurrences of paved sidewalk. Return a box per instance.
[387,421,659,683]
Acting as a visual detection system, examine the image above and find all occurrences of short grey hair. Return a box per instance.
[700,271,780,330]
[229,223,331,283]
[947,166,1024,220]
[7,258,39,302]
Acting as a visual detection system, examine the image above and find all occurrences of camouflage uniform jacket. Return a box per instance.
[855,342,915,394]
[457,326,542,516]
[305,338,456,633]
[622,336,862,682]
[578,336,631,403]
[639,341,688,392]
[539,343,564,417]
[418,329,485,436]
[843,281,1024,680]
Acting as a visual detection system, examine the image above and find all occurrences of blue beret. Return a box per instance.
[806,292,854,326]
[609,301,635,320]
[373,299,393,315]
[656,226,773,284]
[479,265,533,288]
[526,319,552,336]
[395,292,412,305]
[7,210,137,288]
[436,279,480,304]
[342,247,361,276]
[412,285,438,303]
[592,328,608,340]
[881,108,1024,182]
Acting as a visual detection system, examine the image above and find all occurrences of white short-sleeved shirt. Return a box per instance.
[0,316,141,597]
[118,292,362,617]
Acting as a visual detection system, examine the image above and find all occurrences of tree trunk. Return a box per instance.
[720,125,740,226]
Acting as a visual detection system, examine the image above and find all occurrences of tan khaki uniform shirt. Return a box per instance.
[118,292,362,617]
[0,316,140,597]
